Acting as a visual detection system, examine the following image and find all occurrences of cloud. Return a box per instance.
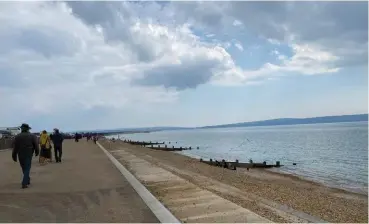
[234,42,244,52]
[267,39,281,45]
[0,1,366,129]
[273,43,340,75]
[0,3,179,118]
[232,20,242,27]
[176,1,367,81]
[190,1,368,68]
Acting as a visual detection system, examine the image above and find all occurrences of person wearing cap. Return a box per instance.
[51,128,64,163]
[12,123,39,189]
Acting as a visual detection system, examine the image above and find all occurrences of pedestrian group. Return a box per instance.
[12,124,65,189]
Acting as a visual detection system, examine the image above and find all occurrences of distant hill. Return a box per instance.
[199,114,368,129]
[70,114,368,134]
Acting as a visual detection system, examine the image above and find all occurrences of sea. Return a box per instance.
[111,121,368,195]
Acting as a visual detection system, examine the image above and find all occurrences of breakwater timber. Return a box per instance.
[121,138,281,169]
[145,145,194,151]
[199,158,282,170]
[0,138,12,150]
[123,139,199,152]
[123,140,165,145]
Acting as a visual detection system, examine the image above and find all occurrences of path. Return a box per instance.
[0,140,159,223]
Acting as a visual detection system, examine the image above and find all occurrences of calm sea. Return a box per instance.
[114,122,368,194]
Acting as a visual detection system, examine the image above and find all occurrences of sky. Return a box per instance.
[0,1,367,131]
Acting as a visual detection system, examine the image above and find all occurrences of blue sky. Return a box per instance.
[0,1,367,131]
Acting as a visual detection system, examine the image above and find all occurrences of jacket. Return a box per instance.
[12,132,39,160]
[51,132,64,147]
[39,133,51,149]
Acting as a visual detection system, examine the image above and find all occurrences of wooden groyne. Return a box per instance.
[124,140,165,146]
[200,158,282,170]
[145,145,193,151]
[123,138,200,151]
[120,138,284,170]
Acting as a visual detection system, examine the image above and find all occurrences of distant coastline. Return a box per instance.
[199,114,368,129]
[70,114,368,134]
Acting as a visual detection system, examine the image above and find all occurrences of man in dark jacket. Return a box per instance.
[51,128,64,163]
[74,132,79,142]
[12,123,39,189]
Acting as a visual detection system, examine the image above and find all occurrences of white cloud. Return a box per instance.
[0,1,366,128]
[232,19,242,26]
[267,38,281,45]
[234,42,244,52]
[171,1,367,68]
[270,50,280,55]
[280,43,340,74]
[277,55,287,61]
[0,2,238,115]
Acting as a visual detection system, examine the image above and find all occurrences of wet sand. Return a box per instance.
[103,140,368,223]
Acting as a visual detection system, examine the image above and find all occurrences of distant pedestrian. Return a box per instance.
[74,133,79,142]
[51,128,64,163]
[12,123,39,189]
[39,130,52,165]
[93,135,98,144]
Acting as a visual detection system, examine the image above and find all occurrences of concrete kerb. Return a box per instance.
[96,141,181,224]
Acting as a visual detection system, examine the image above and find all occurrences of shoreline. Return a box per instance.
[115,135,367,196]
[180,148,368,197]
[181,150,369,196]
[114,135,368,196]
[265,168,368,196]
[107,139,368,223]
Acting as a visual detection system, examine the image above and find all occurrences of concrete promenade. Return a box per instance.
[0,140,159,223]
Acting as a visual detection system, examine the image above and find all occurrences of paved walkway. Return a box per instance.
[0,140,159,223]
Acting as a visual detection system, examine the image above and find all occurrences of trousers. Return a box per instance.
[19,156,32,186]
[54,146,62,161]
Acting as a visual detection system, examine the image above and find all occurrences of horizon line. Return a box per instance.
[66,113,368,133]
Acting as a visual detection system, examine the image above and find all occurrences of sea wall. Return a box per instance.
[0,138,12,150]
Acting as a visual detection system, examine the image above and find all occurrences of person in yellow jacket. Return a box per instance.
[39,130,52,165]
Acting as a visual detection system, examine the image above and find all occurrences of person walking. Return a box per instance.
[12,123,39,189]
[74,133,79,142]
[39,130,52,165]
[51,128,64,163]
